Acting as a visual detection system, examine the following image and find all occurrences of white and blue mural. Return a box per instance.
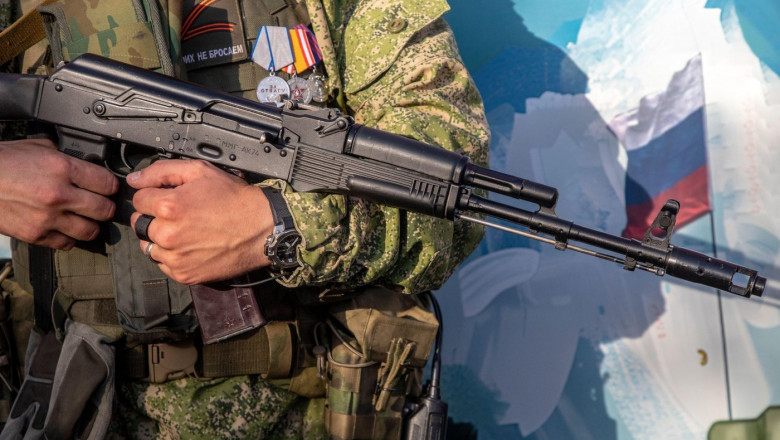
[438,0,780,438]
[1,0,778,438]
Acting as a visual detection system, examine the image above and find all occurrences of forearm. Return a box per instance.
[276,17,490,293]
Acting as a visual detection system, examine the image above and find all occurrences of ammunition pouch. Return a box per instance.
[323,287,439,440]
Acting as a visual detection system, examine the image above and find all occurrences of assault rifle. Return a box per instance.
[0,53,766,299]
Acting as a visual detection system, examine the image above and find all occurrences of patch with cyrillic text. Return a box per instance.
[181,0,248,71]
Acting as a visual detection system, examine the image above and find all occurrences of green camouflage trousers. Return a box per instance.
[107,376,327,440]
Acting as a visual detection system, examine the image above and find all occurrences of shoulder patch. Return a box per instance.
[180,0,249,71]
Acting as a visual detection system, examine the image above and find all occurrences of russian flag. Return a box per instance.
[609,55,711,239]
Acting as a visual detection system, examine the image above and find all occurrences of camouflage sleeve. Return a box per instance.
[278,12,490,294]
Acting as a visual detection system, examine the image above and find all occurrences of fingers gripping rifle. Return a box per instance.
[0,54,766,298]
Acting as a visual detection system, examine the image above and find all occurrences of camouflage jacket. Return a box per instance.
[0,0,489,295]
[282,0,489,293]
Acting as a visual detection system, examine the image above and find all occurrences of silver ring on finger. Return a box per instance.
[144,242,160,264]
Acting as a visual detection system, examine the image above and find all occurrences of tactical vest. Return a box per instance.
[10,0,320,354]
[3,1,441,438]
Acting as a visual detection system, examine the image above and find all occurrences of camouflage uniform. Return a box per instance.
[1,0,489,438]
[280,0,488,293]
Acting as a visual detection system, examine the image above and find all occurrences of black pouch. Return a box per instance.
[106,223,198,342]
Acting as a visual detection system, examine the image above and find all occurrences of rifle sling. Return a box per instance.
[0,0,58,67]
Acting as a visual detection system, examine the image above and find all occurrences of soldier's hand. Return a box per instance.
[127,159,275,285]
[0,139,118,249]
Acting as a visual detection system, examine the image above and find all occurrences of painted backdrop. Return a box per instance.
[1,1,778,439]
[437,0,780,439]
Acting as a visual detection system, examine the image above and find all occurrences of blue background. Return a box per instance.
[437,0,780,438]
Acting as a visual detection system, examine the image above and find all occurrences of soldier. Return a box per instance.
[0,0,489,438]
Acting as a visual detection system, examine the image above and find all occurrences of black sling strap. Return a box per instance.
[29,245,55,333]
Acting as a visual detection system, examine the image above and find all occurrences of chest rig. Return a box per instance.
[11,0,324,376]
[7,1,443,438]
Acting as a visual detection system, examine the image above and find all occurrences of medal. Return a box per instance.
[251,26,294,71]
[308,69,328,104]
[251,24,324,106]
[256,73,290,106]
[284,24,323,76]
[287,75,312,103]
[251,25,294,106]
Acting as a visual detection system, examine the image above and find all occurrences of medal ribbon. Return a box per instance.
[284,24,323,75]
[251,26,294,71]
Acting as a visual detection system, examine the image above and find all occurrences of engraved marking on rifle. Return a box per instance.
[240,146,260,156]
[216,138,237,151]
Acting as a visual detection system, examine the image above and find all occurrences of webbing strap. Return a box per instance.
[142,279,170,329]
[0,0,57,66]
[324,410,403,440]
[263,321,295,378]
[118,322,294,379]
[29,245,54,332]
[200,328,271,377]
[115,317,310,381]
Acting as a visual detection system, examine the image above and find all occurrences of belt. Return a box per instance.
[117,321,299,383]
